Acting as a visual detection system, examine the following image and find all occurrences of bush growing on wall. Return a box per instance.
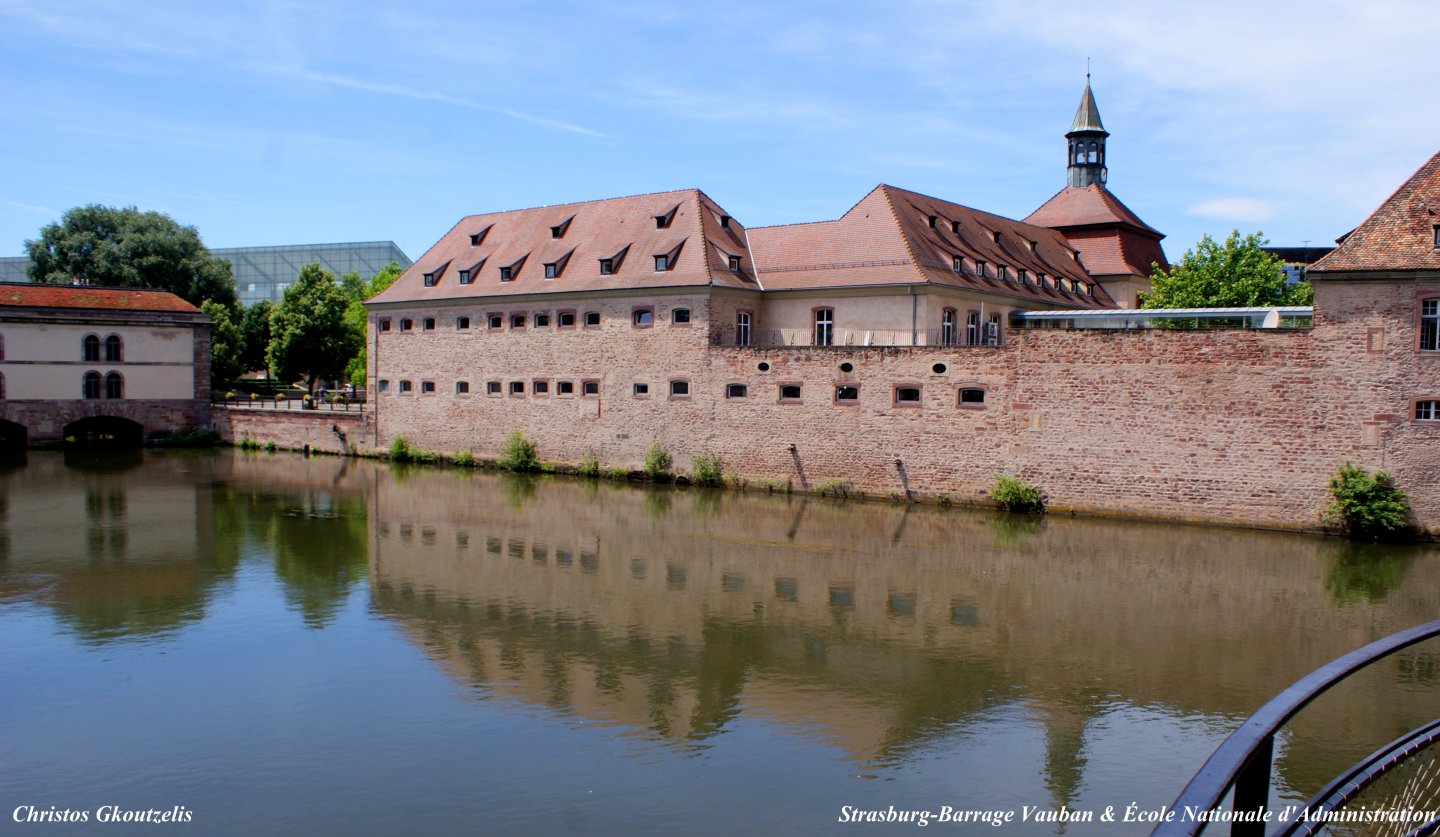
[689,451,723,486]
[990,474,1045,513]
[1323,463,1411,541]
[500,430,540,472]
[642,442,672,479]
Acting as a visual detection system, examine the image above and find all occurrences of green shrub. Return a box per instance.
[500,430,540,472]
[990,474,1044,513]
[814,477,851,498]
[236,436,261,450]
[389,436,416,463]
[642,442,672,479]
[578,452,600,477]
[1323,463,1411,541]
[451,449,476,468]
[689,451,724,487]
[263,441,277,453]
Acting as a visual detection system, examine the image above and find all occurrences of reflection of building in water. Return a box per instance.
[365,465,1440,798]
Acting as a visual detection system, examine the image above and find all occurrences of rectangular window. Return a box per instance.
[669,380,690,398]
[726,384,748,399]
[894,386,921,406]
[975,261,987,278]
[379,318,392,332]
[835,385,859,404]
[736,311,752,346]
[599,259,614,275]
[499,266,513,282]
[544,263,558,278]
[511,314,526,329]
[423,318,435,330]
[534,313,550,327]
[487,381,501,395]
[584,311,601,327]
[510,381,525,396]
[633,382,650,397]
[1017,269,1028,285]
[672,307,691,324]
[455,381,470,394]
[459,270,473,285]
[986,314,1002,347]
[998,266,1010,283]
[399,380,413,393]
[582,380,600,396]
[378,379,391,393]
[557,381,574,395]
[1417,400,1440,421]
[421,380,436,393]
[779,384,802,402]
[488,314,503,329]
[401,319,413,331]
[456,316,471,330]
[533,380,549,395]
[1422,299,1439,351]
[1434,226,1440,249]
[959,388,986,407]
[653,255,668,271]
[633,308,654,328]
[558,311,576,328]
[952,255,963,272]
[728,255,742,273]
[813,309,833,347]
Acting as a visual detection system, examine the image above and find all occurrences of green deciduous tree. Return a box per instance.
[341,261,404,386]
[267,264,361,393]
[240,300,273,377]
[1144,230,1313,309]
[26,205,239,309]
[201,300,246,388]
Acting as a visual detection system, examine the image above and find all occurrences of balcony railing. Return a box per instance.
[710,328,1002,348]
[213,392,368,412]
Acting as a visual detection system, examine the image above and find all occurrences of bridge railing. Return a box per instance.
[1154,619,1440,837]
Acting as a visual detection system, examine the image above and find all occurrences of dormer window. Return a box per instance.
[998,265,1010,282]
[458,270,470,284]
[654,255,668,271]
[975,260,987,278]
[542,250,572,280]
[952,220,962,234]
[499,266,513,282]
[423,273,437,287]
[655,205,678,229]
[1017,268,1028,285]
[469,225,491,247]
[1434,225,1440,249]
[992,230,1002,243]
[952,255,963,272]
[550,216,573,239]
[728,255,742,273]
[421,259,450,287]
[598,245,629,276]
[928,215,938,229]
[1027,240,1037,251]
[719,215,732,229]
[599,258,613,275]
[653,240,683,272]
[544,264,557,278]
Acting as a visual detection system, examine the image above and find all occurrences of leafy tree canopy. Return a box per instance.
[267,264,361,393]
[26,205,239,309]
[341,261,404,387]
[202,301,245,388]
[239,300,273,376]
[1144,230,1313,309]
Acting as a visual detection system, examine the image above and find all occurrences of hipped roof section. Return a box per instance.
[1311,150,1440,274]
[370,189,756,304]
[747,185,1116,308]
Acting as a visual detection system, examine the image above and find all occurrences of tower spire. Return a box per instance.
[1066,75,1109,188]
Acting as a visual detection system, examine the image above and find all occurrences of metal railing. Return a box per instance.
[710,328,1003,348]
[1154,620,1440,837]
[213,392,368,412]
[1013,307,1314,331]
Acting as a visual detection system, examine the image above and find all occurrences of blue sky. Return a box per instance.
[2,0,1436,270]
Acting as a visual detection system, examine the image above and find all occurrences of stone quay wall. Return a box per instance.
[212,406,367,457]
[351,281,1439,534]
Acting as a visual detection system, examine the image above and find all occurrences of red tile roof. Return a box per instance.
[1024,184,1167,276]
[747,185,1116,308]
[1311,150,1440,274]
[369,189,757,305]
[0,283,201,313]
[1025,183,1162,235]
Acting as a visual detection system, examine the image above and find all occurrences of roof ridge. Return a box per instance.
[877,186,933,286]
[455,187,706,221]
[1313,149,1440,271]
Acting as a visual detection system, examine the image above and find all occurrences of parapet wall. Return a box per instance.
[212,407,366,457]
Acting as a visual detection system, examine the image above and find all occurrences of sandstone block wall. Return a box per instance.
[213,407,366,456]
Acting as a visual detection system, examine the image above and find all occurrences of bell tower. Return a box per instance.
[1066,75,1108,188]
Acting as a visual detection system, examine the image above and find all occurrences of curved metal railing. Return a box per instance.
[1154,620,1440,837]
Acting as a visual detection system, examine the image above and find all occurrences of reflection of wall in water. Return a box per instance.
[367,466,1440,781]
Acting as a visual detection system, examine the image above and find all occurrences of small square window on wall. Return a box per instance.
[584,311,601,327]
[533,380,550,395]
[487,381,502,395]
[959,388,986,407]
[510,381,525,396]
[779,384,802,402]
[582,380,600,396]
[401,319,413,331]
[455,381,470,394]
[669,380,690,398]
[726,384,748,399]
[488,314,503,329]
[1416,400,1440,421]
[499,266,514,282]
[672,307,690,324]
[557,381,574,395]
[423,318,435,330]
[653,255,669,271]
[632,308,654,328]
[456,316,470,330]
[379,318,392,332]
[633,382,650,397]
[599,258,614,276]
[834,385,859,404]
[511,314,526,329]
[558,311,576,328]
[378,379,391,393]
[399,380,413,393]
[894,385,922,406]
[728,255,742,273]
[534,313,550,327]
[421,380,436,393]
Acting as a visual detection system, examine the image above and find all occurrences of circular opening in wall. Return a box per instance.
[932,362,948,374]
[839,362,854,374]
[757,362,771,372]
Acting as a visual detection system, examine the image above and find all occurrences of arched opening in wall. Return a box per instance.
[0,419,27,452]
[63,416,144,449]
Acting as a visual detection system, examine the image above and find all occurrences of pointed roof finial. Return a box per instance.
[1069,69,1106,135]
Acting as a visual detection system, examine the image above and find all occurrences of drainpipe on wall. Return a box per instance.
[910,286,918,346]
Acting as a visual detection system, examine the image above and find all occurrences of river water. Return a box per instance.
[1,449,1438,835]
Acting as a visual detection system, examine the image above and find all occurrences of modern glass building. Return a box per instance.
[0,241,412,307]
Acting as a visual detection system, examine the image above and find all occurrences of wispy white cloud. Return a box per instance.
[0,200,60,218]
[1185,198,1278,222]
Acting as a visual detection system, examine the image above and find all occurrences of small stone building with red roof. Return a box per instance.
[0,283,211,447]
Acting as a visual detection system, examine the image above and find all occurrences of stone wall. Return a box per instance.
[359,280,1440,534]
[213,407,367,456]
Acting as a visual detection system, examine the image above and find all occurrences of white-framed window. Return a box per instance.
[813,308,834,347]
[1422,298,1439,351]
[942,308,957,346]
[966,311,980,346]
[736,311,752,346]
[1415,399,1440,421]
